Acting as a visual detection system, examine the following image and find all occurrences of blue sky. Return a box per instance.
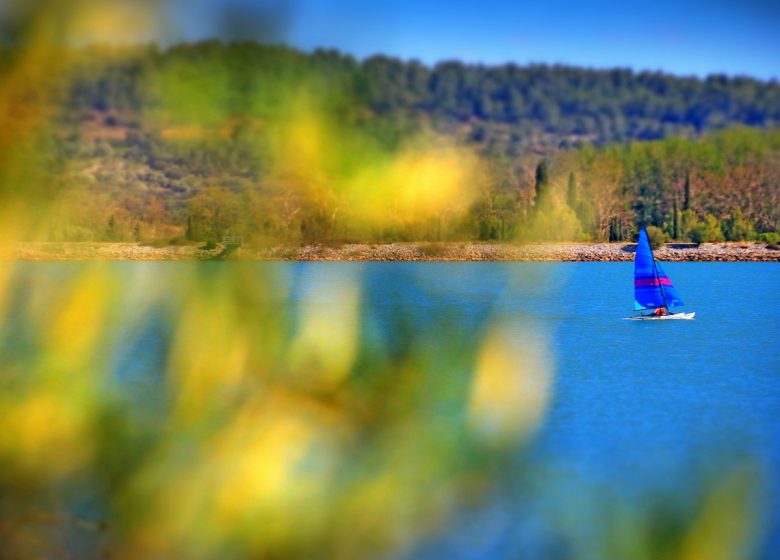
[167,0,779,79]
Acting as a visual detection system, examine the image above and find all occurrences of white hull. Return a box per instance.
[626,312,695,321]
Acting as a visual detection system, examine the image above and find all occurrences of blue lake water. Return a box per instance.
[290,261,780,559]
[4,261,780,558]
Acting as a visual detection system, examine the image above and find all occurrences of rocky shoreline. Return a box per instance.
[4,241,779,262]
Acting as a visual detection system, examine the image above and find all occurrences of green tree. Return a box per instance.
[534,159,550,209]
[680,209,698,241]
[683,171,692,211]
[722,209,755,241]
[185,214,194,241]
[688,214,724,243]
[106,214,117,241]
[520,205,581,242]
[188,187,241,243]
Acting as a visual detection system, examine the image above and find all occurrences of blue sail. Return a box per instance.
[633,228,685,310]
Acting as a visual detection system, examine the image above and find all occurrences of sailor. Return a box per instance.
[653,307,666,316]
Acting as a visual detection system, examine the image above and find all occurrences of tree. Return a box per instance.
[579,150,628,241]
[185,214,194,241]
[188,187,241,243]
[106,214,117,241]
[144,195,167,225]
[683,170,692,211]
[688,214,724,243]
[722,209,755,241]
[534,159,550,209]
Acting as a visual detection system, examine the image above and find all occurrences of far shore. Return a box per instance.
[3,241,779,262]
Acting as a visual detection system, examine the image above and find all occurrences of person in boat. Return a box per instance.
[653,307,667,316]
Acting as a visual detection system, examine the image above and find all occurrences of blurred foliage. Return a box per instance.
[0,261,769,559]
[0,261,562,558]
[0,1,774,558]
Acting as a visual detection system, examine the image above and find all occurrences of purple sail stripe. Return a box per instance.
[634,277,673,287]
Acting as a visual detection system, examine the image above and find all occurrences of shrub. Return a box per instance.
[723,209,755,241]
[688,214,724,243]
[645,226,667,250]
[518,206,582,242]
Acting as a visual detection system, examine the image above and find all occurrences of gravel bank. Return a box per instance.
[4,242,779,262]
[289,242,780,262]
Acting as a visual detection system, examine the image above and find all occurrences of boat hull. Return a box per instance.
[626,312,696,321]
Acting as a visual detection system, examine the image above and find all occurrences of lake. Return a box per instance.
[1,261,778,559]
[291,262,780,559]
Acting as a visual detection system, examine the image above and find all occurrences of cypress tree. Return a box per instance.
[106,215,116,241]
[185,214,194,241]
[673,196,679,240]
[534,159,550,208]
[683,171,692,211]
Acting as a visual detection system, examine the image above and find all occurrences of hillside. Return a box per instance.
[3,42,779,245]
[62,42,780,151]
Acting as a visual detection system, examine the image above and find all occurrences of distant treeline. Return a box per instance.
[59,42,780,152]
[7,42,779,244]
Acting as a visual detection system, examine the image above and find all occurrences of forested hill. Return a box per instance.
[62,41,780,154]
[7,41,779,245]
[359,55,780,152]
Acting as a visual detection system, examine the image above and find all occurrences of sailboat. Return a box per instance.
[628,227,695,320]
